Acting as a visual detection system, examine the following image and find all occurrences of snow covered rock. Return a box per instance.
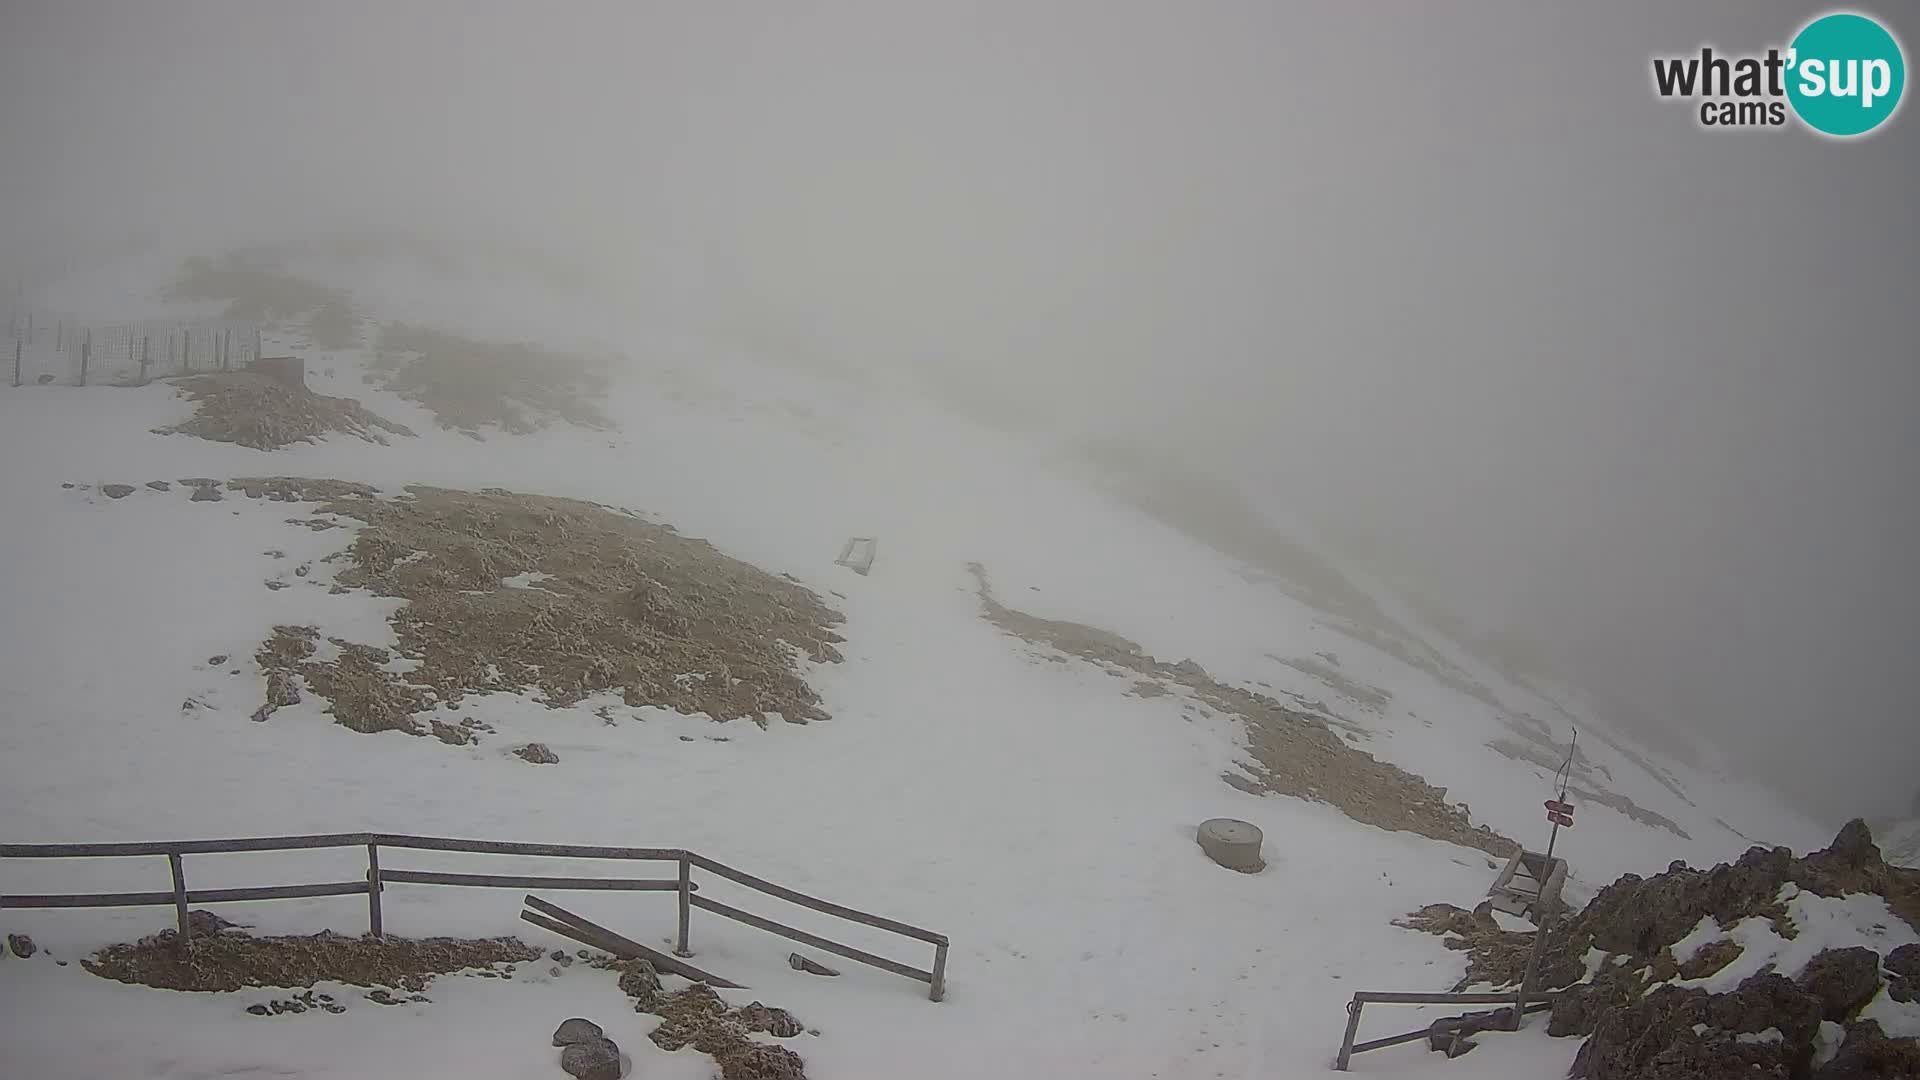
[516,743,559,765]
[8,933,36,958]
[102,484,134,499]
[558,1037,621,1080]
[551,1017,605,1046]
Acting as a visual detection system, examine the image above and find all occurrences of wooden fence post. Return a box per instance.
[675,855,693,957]
[56,321,62,352]
[168,853,190,947]
[222,328,232,370]
[1334,996,1364,1071]
[366,843,384,938]
[141,336,150,383]
[12,338,19,387]
[80,334,90,386]
[930,941,948,1002]
[182,329,190,373]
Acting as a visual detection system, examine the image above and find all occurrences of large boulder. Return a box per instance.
[1796,947,1883,1022]
[1706,972,1824,1050]
[559,1037,622,1080]
[1883,942,1920,1003]
[1570,974,1826,1080]
[1551,963,1645,1037]
[552,1018,604,1046]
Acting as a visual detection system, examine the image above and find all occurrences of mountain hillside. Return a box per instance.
[0,252,1844,1079]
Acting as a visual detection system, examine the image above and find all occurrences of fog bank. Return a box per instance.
[3,1,1915,821]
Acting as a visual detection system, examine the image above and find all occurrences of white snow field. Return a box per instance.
[0,257,1831,1079]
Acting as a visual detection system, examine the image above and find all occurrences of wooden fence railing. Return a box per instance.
[0,831,948,1001]
[1333,989,1561,1070]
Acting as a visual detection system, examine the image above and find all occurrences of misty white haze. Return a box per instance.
[2,0,1915,828]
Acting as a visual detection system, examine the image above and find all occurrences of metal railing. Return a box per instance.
[0,831,948,1001]
[1333,989,1561,1070]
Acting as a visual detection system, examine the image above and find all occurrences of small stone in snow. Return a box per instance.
[515,742,559,764]
[247,1004,271,1016]
[102,484,135,499]
[8,934,37,958]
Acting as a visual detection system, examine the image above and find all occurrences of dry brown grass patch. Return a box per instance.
[158,372,414,450]
[372,323,612,435]
[967,562,1515,857]
[247,480,843,736]
[83,917,539,993]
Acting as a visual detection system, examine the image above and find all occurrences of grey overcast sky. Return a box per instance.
[2,2,1915,822]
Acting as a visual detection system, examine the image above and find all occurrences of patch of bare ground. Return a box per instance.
[1267,653,1393,711]
[966,563,1515,857]
[157,372,414,450]
[82,912,539,993]
[372,323,612,435]
[246,480,843,736]
[164,255,364,350]
[603,959,810,1080]
[1487,737,1690,839]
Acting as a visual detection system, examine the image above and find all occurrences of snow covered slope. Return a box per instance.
[1874,819,1920,870]
[0,254,1831,1079]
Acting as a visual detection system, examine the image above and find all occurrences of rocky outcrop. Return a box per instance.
[1812,1020,1920,1079]
[1570,973,1821,1080]
[1884,943,1920,1003]
[1409,821,1920,1080]
[1797,948,1883,1022]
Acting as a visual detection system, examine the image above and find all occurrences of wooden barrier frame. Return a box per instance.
[0,831,949,1000]
[1333,990,1561,1070]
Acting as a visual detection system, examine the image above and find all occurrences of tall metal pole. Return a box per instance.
[1545,729,1575,862]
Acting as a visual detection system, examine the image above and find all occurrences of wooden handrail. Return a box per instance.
[0,831,950,1001]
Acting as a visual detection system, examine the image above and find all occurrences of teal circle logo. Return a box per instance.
[1787,12,1906,137]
